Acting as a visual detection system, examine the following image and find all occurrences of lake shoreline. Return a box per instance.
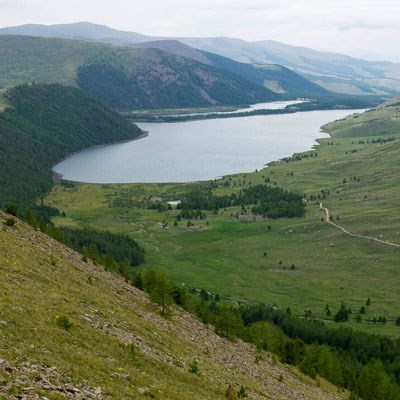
[54,109,363,184]
[52,130,149,180]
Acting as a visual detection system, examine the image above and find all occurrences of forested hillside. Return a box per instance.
[134,40,331,99]
[0,83,142,208]
[0,35,278,110]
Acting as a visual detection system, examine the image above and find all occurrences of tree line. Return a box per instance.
[0,83,142,209]
[177,184,305,219]
[129,270,400,400]
[7,204,145,280]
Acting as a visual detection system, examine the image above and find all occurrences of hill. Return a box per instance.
[0,211,344,399]
[0,83,142,208]
[178,38,400,97]
[2,22,399,96]
[0,35,278,110]
[322,95,400,137]
[135,40,331,99]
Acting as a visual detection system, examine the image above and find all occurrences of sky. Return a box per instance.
[1,0,400,62]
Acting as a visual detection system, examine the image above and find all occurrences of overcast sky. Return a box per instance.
[1,0,400,62]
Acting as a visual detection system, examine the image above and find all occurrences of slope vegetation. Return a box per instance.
[0,35,277,110]
[0,83,142,208]
[322,95,400,137]
[135,40,330,99]
[0,212,344,399]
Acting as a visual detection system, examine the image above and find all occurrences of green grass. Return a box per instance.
[322,98,400,137]
[0,212,345,399]
[45,108,400,337]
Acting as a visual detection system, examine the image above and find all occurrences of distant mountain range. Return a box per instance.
[134,41,330,99]
[0,35,280,110]
[1,21,399,97]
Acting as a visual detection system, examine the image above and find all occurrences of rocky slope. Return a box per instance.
[0,212,345,399]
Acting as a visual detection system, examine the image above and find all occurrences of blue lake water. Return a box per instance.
[54,105,362,183]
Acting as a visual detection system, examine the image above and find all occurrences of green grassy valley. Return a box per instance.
[45,102,400,339]
[1,24,400,398]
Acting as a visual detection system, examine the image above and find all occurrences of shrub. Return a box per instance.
[189,360,200,376]
[128,342,137,361]
[56,315,73,330]
[5,204,17,216]
[5,218,15,227]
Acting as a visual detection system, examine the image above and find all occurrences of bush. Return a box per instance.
[56,315,73,330]
[189,360,200,376]
[128,342,137,361]
[5,218,15,227]
[5,204,17,216]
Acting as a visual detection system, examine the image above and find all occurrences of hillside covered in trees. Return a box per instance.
[0,83,143,208]
[0,35,278,110]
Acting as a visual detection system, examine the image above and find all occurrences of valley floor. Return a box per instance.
[45,123,400,338]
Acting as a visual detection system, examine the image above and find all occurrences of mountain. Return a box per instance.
[0,83,142,208]
[135,40,331,98]
[0,211,345,399]
[179,38,400,97]
[0,21,155,44]
[2,22,397,96]
[0,35,278,110]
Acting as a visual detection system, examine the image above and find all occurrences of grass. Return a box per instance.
[45,106,400,337]
[0,212,345,399]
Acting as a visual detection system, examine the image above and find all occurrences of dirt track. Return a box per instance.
[319,203,400,248]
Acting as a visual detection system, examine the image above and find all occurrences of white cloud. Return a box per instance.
[0,0,27,7]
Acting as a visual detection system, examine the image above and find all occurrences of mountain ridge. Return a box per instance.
[0,35,278,110]
[1,21,398,96]
[134,40,331,98]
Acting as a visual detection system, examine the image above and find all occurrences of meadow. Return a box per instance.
[46,108,400,337]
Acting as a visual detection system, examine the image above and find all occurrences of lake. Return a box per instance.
[165,100,304,117]
[54,106,362,183]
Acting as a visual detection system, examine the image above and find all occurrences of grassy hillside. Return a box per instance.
[45,103,400,339]
[0,212,344,399]
[0,35,277,110]
[322,95,400,137]
[0,83,142,208]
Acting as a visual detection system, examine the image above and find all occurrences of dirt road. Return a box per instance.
[319,203,400,248]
